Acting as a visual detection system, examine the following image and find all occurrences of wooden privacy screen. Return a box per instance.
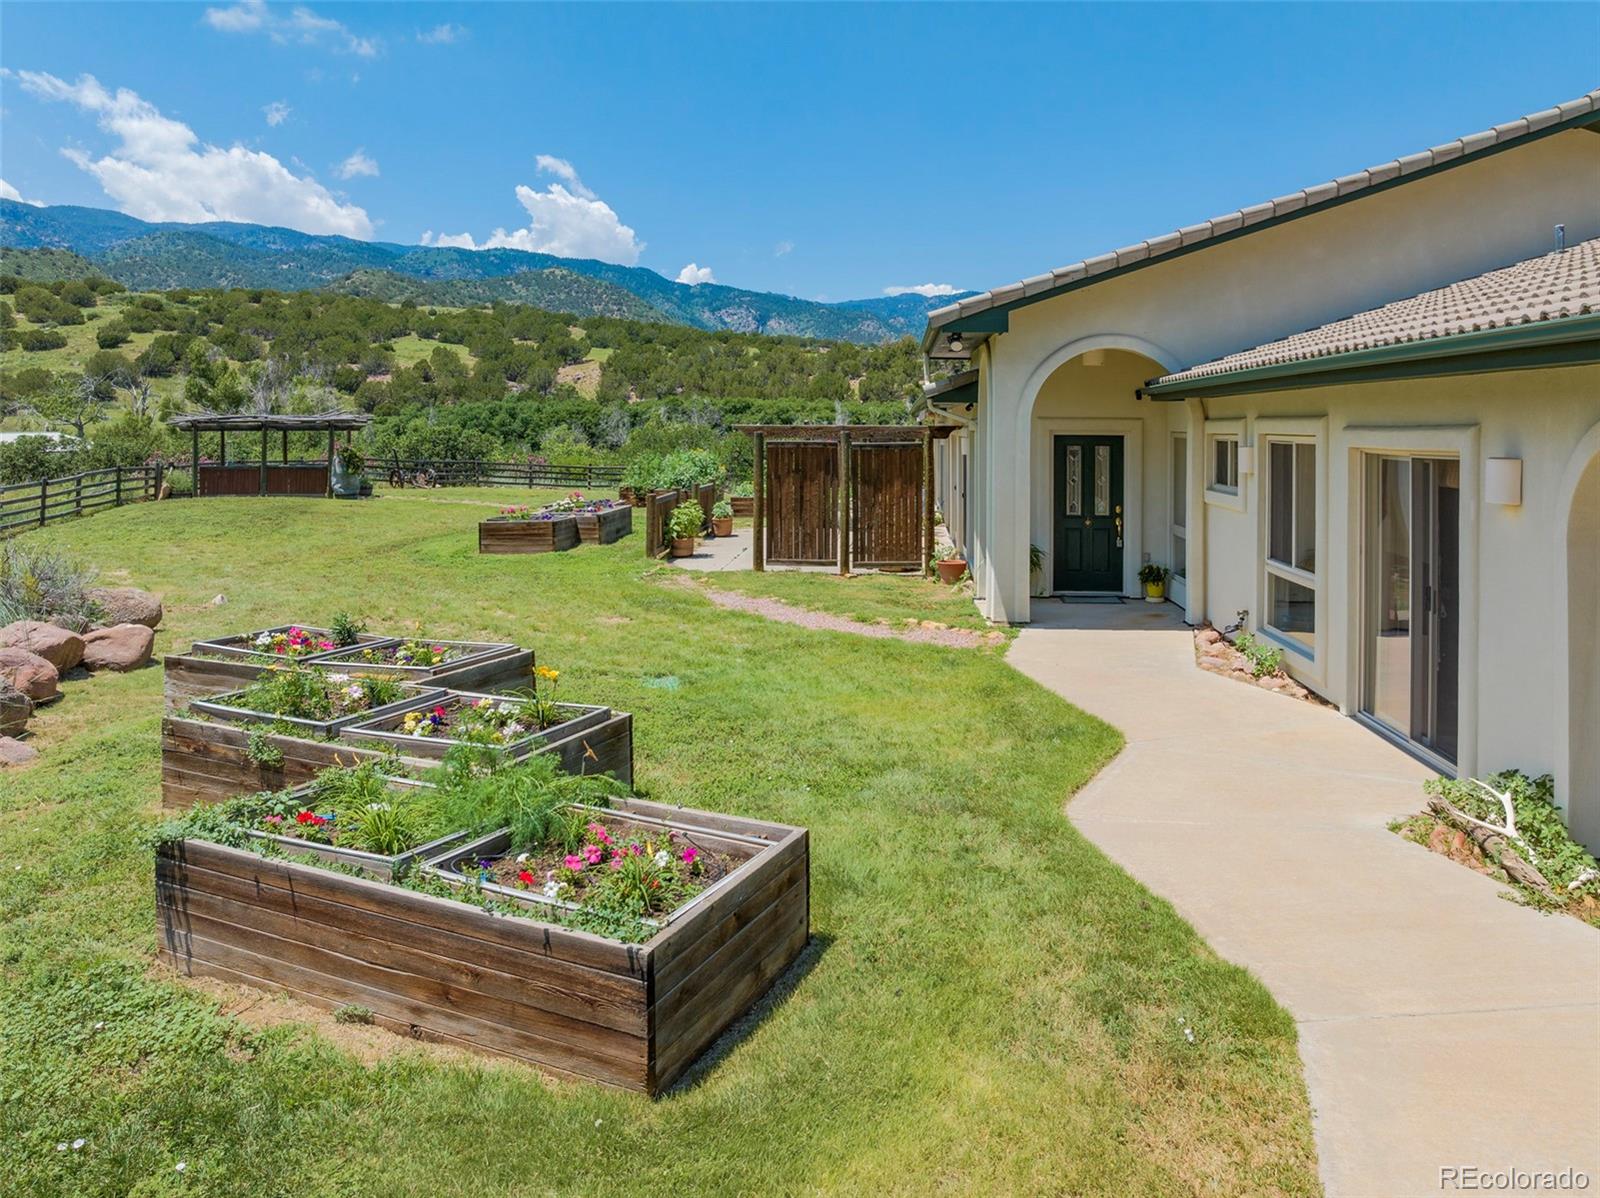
[765,442,840,564]
[644,488,683,557]
[850,442,924,568]
[198,464,329,497]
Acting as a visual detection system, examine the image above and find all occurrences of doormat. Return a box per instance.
[1058,596,1123,605]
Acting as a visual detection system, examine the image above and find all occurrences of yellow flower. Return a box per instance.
[536,666,560,682]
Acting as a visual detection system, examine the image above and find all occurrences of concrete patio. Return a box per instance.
[1008,599,1600,1198]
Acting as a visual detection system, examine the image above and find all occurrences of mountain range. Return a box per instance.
[0,200,970,343]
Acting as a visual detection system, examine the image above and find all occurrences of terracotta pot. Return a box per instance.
[670,536,696,558]
[935,558,966,584]
[712,517,733,537]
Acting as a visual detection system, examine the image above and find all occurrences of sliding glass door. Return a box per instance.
[1363,456,1460,763]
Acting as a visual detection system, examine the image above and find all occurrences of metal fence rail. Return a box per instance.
[0,465,163,537]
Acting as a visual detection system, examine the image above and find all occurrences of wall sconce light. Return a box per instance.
[1485,457,1523,506]
[1236,445,1256,475]
[946,334,964,354]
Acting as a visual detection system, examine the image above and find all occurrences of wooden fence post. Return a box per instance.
[752,432,765,572]
[259,427,268,496]
[837,429,851,576]
[38,477,47,527]
[114,465,123,508]
[75,471,84,517]
[922,428,935,577]
[154,461,164,501]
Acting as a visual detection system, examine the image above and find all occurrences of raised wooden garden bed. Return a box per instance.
[731,495,754,518]
[339,692,614,761]
[241,777,468,881]
[189,624,393,662]
[309,639,520,681]
[155,798,808,1092]
[479,515,580,554]
[187,684,444,739]
[160,707,633,809]
[574,505,632,545]
[163,644,534,710]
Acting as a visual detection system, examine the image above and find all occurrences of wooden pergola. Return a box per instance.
[169,411,370,498]
[736,424,952,576]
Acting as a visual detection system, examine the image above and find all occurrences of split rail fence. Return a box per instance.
[0,465,163,537]
[379,459,622,489]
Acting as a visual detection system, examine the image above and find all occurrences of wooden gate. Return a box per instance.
[851,442,924,568]
[765,442,839,564]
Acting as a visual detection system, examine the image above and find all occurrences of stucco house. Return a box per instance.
[922,91,1600,849]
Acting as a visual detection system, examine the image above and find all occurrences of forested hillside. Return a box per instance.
[0,268,929,485]
[2,200,970,343]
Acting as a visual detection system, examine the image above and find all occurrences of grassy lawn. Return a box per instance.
[0,489,1318,1196]
[388,333,474,370]
[685,565,1000,634]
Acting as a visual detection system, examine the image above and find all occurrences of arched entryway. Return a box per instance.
[1564,445,1600,852]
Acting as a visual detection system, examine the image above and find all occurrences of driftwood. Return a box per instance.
[1426,798,1557,898]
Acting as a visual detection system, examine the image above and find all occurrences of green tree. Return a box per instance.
[26,373,110,441]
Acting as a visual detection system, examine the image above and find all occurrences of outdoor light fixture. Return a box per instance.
[1485,457,1523,506]
[1236,445,1256,475]
[947,334,965,353]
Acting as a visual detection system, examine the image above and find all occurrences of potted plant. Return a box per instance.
[331,442,365,498]
[710,497,733,538]
[933,543,967,585]
[668,500,702,557]
[1139,562,1169,602]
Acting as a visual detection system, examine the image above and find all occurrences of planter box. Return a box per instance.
[574,505,633,545]
[730,495,754,518]
[309,639,520,682]
[339,692,612,761]
[155,798,808,1092]
[479,516,580,554]
[189,625,395,663]
[163,645,535,711]
[160,708,633,809]
[188,683,445,739]
[242,777,469,881]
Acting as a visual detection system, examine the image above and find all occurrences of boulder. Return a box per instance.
[0,736,38,767]
[0,619,85,671]
[0,683,32,736]
[0,647,59,702]
[81,623,155,672]
[88,587,163,630]
[1195,627,1222,647]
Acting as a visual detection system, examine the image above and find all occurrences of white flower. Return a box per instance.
[516,853,529,865]
[1183,1028,1195,1043]
[93,1021,105,1030]
[175,1161,187,1173]
[72,1139,85,1150]
[653,850,670,867]
[541,880,561,898]
[254,633,272,645]
[56,1143,67,1153]
[328,673,351,683]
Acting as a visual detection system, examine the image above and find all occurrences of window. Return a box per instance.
[1170,434,1187,579]
[1209,435,1239,493]
[1264,439,1316,654]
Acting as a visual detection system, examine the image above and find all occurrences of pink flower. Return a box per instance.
[681,846,699,864]
[563,854,585,871]
[586,823,612,845]
[582,843,603,865]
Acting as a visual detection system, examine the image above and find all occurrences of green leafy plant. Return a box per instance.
[669,500,703,540]
[0,541,103,631]
[333,1004,374,1025]
[932,543,964,563]
[244,726,285,768]
[329,611,365,647]
[1029,544,1044,575]
[711,497,733,520]
[234,667,404,722]
[1423,771,1600,902]
[1138,562,1168,586]
[1231,631,1283,679]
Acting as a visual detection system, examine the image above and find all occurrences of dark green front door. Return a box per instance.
[1054,435,1124,592]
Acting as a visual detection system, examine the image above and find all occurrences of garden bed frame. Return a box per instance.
[338,693,614,761]
[159,708,633,809]
[156,798,809,1093]
[575,505,633,545]
[163,645,534,710]
[310,639,521,682]
[478,515,580,554]
[186,684,446,739]
[188,625,394,663]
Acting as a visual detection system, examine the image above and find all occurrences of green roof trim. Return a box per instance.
[1141,312,1600,399]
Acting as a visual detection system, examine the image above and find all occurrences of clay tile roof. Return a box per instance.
[924,89,1600,341]
[1149,237,1600,387]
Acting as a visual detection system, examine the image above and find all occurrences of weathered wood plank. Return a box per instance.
[478,517,580,554]
[651,851,808,997]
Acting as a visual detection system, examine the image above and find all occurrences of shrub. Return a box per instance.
[95,320,131,349]
[0,541,102,631]
[1232,631,1283,678]
[657,448,723,492]
[12,328,68,352]
[0,436,82,485]
[712,498,732,519]
[1424,771,1600,898]
[620,453,663,494]
[668,500,703,540]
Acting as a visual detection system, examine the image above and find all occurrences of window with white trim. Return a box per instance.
[1170,434,1187,579]
[1209,434,1239,494]
[1264,439,1316,654]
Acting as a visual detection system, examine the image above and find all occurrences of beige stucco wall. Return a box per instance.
[969,125,1600,624]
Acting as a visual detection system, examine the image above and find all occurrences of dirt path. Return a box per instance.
[694,585,1004,649]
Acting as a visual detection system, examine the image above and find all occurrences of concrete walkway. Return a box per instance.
[1009,600,1600,1198]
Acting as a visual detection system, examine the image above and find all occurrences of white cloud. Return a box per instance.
[421,157,643,264]
[204,2,379,57]
[337,149,378,179]
[0,178,43,206]
[16,70,373,238]
[417,23,467,44]
[883,283,960,298]
[262,100,291,126]
[675,263,715,286]
[419,230,478,250]
[774,240,794,257]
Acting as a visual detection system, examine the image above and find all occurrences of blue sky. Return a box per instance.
[2,3,1596,302]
